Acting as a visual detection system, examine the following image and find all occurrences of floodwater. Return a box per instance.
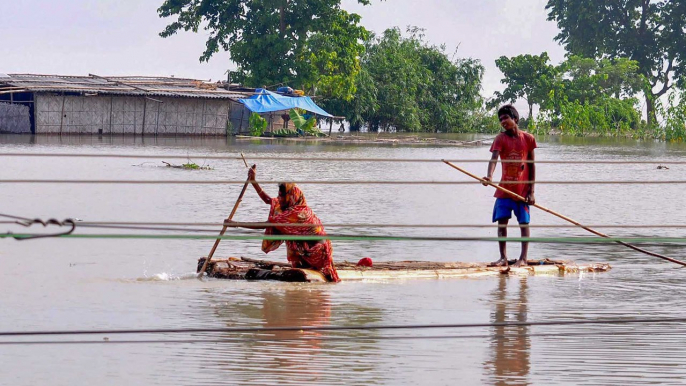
[0,133,685,385]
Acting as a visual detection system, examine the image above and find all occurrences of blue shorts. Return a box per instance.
[492,198,530,224]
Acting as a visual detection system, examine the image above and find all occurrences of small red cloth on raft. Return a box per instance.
[262,184,340,282]
[357,257,373,267]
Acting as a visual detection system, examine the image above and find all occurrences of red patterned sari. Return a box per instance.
[261,183,340,282]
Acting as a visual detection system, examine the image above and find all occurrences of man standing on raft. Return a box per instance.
[482,105,537,267]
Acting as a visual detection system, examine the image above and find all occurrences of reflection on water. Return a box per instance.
[188,286,386,385]
[484,276,530,386]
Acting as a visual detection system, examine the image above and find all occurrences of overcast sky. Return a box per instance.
[0,0,566,113]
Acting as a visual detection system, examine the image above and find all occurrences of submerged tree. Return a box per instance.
[334,27,484,132]
[546,0,686,125]
[157,0,374,101]
[554,56,644,108]
[493,52,557,119]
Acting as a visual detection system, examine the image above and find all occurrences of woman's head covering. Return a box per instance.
[278,183,307,209]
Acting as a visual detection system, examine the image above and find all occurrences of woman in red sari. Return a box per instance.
[230,167,340,282]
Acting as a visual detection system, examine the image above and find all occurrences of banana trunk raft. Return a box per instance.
[197,257,611,283]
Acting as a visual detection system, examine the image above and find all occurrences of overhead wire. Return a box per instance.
[0,179,684,185]
[1,232,686,244]
[0,152,684,164]
[2,316,686,337]
[3,330,686,346]
[1,214,684,244]
[2,214,684,245]
[74,221,686,230]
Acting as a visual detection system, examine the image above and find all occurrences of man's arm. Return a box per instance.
[527,149,535,205]
[482,150,499,185]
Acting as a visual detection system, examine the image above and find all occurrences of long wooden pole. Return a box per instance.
[197,154,253,278]
[442,160,686,267]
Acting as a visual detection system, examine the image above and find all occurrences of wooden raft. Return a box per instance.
[197,257,611,283]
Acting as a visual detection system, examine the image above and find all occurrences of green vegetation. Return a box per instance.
[546,0,686,126]
[180,162,210,170]
[492,53,556,119]
[326,27,486,133]
[248,113,267,137]
[269,128,299,137]
[288,108,324,136]
[158,0,374,101]
[162,161,213,170]
[496,54,649,138]
[658,91,686,142]
[158,0,686,141]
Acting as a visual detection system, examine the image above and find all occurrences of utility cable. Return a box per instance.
[2,316,685,337]
[74,221,686,231]
[2,330,685,346]
[0,153,684,164]
[0,179,684,185]
[1,233,686,243]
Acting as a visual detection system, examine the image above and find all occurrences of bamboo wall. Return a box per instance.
[34,94,241,135]
[0,102,31,133]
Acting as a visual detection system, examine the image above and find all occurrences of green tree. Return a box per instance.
[546,0,686,125]
[493,52,557,119]
[157,0,373,101]
[333,27,484,132]
[528,56,644,136]
[547,56,644,112]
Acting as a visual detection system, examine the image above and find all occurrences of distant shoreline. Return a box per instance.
[235,134,494,147]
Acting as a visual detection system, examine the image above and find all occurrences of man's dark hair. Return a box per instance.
[497,104,519,122]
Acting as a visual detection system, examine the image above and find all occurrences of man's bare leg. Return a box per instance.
[491,219,509,266]
[512,224,530,267]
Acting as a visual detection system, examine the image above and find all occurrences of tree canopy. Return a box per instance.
[545,0,686,124]
[493,53,645,135]
[331,27,485,132]
[157,0,372,101]
[493,52,557,118]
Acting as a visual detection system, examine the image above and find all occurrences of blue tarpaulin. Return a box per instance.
[238,89,333,117]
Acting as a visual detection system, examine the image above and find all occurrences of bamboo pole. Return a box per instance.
[442,160,686,267]
[59,93,66,135]
[141,97,147,136]
[197,154,252,278]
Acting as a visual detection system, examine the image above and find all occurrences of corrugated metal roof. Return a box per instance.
[0,74,254,100]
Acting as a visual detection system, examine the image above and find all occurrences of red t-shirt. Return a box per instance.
[489,131,537,200]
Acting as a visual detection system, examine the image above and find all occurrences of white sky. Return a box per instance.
[0,0,566,115]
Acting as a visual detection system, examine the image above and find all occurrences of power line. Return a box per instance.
[74,221,686,230]
[2,316,685,337]
[2,330,685,346]
[2,233,686,243]
[1,179,684,185]
[0,153,684,164]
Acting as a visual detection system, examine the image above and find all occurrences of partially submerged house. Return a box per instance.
[0,73,333,136]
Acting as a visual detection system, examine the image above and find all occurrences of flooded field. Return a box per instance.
[1,133,685,385]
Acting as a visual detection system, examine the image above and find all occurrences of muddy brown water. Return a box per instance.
[1,134,685,385]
